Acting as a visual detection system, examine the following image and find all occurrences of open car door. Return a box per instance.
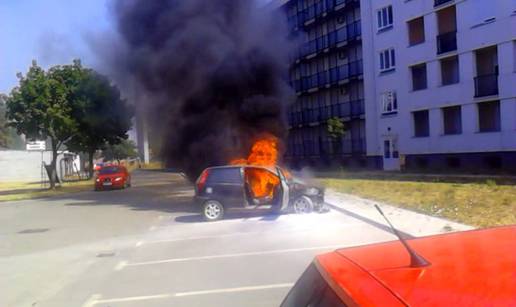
[276,167,290,212]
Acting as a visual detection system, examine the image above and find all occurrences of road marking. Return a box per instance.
[175,283,294,297]
[135,241,143,247]
[140,223,361,246]
[123,245,343,268]
[82,294,101,307]
[114,260,128,271]
[92,293,172,305]
[82,283,293,305]
[149,226,157,231]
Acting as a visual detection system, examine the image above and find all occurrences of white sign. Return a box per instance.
[26,141,46,151]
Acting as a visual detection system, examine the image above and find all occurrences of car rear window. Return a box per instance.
[99,166,121,174]
[207,167,242,184]
[281,263,346,307]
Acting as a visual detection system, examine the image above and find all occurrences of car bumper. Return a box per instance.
[95,181,124,190]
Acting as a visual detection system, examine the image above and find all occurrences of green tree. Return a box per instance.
[327,117,348,154]
[5,61,84,188]
[327,117,346,139]
[65,70,133,178]
[101,139,138,164]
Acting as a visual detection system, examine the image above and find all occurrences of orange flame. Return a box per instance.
[230,134,280,199]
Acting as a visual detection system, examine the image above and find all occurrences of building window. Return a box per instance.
[478,101,501,132]
[377,6,393,31]
[413,110,429,137]
[408,17,425,46]
[379,49,396,72]
[442,105,462,135]
[381,91,397,114]
[441,56,460,85]
[411,63,427,91]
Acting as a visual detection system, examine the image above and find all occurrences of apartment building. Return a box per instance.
[361,0,516,172]
[276,0,374,169]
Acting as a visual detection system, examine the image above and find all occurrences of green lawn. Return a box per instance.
[319,176,516,228]
[0,179,94,202]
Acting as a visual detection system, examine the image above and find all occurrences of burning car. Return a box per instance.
[194,165,325,221]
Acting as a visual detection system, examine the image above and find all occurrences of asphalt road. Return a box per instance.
[1,170,396,307]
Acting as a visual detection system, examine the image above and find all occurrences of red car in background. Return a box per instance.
[281,226,516,306]
[94,165,131,191]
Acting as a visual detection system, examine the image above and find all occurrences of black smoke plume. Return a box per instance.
[111,0,294,180]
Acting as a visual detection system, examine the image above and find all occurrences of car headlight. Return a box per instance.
[115,177,123,182]
[95,178,100,182]
[305,187,320,195]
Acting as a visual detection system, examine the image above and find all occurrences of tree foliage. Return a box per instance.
[65,70,133,177]
[327,117,347,139]
[102,139,138,163]
[4,60,133,186]
[5,61,85,187]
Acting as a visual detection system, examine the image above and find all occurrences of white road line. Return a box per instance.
[82,283,293,305]
[94,293,172,304]
[124,245,343,268]
[140,223,361,246]
[135,241,143,247]
[174,283,294,297]
[114,260,128,271]
[81,294,101,307]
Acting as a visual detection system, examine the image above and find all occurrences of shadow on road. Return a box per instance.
[55,170,198,215]
[174,210,283,223]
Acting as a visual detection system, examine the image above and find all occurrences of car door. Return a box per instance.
[276,167,290,211]
[206,167,245,208]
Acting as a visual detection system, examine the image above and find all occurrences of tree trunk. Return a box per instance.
[88,148,95,179]
[49,139,59,189]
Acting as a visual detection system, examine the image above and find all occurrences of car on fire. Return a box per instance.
[280,225,516,307]
[193,165,325,221]
[94,165,131,191]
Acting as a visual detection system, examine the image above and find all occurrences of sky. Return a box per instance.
[0,0,274,94]
[0,0,111,94]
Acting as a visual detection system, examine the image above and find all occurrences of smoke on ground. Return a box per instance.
[109,0,294,180]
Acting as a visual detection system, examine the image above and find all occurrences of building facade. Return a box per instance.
[278,0,374,169]
[361,0,516,172]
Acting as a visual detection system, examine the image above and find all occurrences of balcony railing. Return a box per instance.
[287,99,365,126]
[436,31,457,54]
[286,138,364,157]
[434,0,453,7]
[474,74,499,97]
[292,60,363,93]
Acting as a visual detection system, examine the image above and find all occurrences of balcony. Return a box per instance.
[434,0,453,7]
[474,74,499,97]
[436,31,457,54]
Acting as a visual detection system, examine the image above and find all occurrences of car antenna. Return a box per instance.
[374,204,430,268]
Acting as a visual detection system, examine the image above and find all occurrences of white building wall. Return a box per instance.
[362,0,516,170]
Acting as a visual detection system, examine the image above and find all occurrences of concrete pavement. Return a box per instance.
[1,170,470,307]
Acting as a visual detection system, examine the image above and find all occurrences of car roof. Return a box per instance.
[316,226,516,306]
[207,165,277,173]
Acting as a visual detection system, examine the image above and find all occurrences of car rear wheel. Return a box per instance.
[293,196,313,214]
[202,200,224,221]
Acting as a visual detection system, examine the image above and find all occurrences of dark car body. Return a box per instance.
[281,226,516,307]
[193,165,324,221]
[94,165,131,191]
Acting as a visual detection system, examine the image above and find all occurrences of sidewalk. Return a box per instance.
[325,189,474,238]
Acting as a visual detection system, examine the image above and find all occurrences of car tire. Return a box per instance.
[292,196,314,214]
[202,200,224,221]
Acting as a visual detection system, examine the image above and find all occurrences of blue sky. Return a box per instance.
[0,0,111,93]
[0,0,274,94]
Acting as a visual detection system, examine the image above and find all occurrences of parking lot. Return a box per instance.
[2,170,396,307]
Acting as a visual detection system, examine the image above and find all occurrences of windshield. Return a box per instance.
[99,166,121,175]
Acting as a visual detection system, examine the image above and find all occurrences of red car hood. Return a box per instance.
[97,173,124,179]
[317,226,516,306]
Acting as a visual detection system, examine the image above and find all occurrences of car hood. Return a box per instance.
[318,226,516,306]
[97,173,124,179]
